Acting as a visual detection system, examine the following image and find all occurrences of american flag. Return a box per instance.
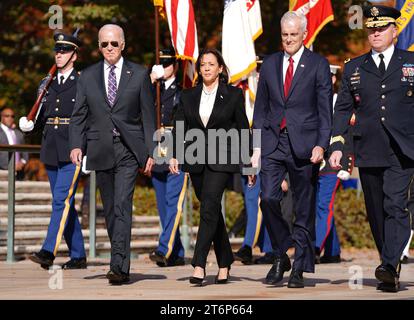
[157,0,199,87]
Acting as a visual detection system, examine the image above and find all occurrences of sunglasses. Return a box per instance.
[100,41,120,48]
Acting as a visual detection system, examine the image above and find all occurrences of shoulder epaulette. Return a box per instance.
[344,58,351,64]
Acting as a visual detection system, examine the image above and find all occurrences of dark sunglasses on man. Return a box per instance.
[100,41,120,48]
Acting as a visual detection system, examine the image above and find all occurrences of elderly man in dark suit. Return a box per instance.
[0,107,28,179]
[69,24,155,285]
[252,11,332,288]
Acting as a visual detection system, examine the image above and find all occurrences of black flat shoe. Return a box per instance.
[190,268,206,286]
[215,267,230,284]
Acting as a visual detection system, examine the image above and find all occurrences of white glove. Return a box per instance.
[337,170,350,181]
[81,156,91,175]
[19,117,34,132]
[151,64,165,79]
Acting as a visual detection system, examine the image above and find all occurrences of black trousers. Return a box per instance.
[190,166,234,269]
[359,150,414,268]
[96,137,139,275]
[260,132,319,273]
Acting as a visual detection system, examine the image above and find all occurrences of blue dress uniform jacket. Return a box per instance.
[330,49,414,166]
[153,79,181,173]
[36,69,80,166]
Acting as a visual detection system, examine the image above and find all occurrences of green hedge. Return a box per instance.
[133,185,411,249]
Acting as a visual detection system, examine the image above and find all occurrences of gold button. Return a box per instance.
[72,99,75,102]
[56,99,60,103]
[381,84,386,88]
[55,108,59,111]
[381,117,385,121]
[54,125,58,129]
[381,106,385,110]
[381,95,385,99]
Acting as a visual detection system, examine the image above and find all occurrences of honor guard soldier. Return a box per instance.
[148,48,187,267]
[19,31,87,270]
[329,5,414,292]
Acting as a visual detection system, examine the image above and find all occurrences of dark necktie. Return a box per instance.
[281,57,294,130]
[107,65,117,107]
[378,53,385,76]
[60,75,65,85]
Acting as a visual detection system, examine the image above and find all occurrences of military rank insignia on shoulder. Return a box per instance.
[344,58,351,64]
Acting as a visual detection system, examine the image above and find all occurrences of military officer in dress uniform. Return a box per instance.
[329,5,414,292]
[19,31,87,270]
[148,48,187,267]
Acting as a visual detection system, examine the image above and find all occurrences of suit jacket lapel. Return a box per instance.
[192,84,204,128]
[97,61,111,108]
[50,69,77,93]
[360,52,382,78]
[286,48,309,101]
[206,83,228,128]
[275,53,285,102]
[112,60,133,108]
[383,49,404,81]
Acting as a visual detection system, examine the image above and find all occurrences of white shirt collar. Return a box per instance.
[284,45,305,63]
[164,77,175,90]
[57,68,74,84]
[371,45,394,67]
[104,56,124,70]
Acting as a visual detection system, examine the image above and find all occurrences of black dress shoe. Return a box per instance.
[215,267,231,284]
[234,245,253,265]
[287,269,304,288]
[106,270,130,285]
[375,264,399,284]
[149,250,168,267]
[265,253,291,285]
[376,281,400,292]
[189,268,206,286]
[320,255,341,264]
[29,250,55,269]
[375,264,399,292]
[254,252,276,265]
[61,258,87,269]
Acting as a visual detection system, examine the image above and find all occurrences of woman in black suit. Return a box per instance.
[170,48,250,285]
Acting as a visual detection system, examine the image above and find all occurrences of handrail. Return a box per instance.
[0,144,97,262]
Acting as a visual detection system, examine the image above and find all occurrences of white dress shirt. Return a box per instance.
[164,77,175,90]
[104,56,124,96]
[199,83,218,127]
[371,45,394,70]
[282,45,305,85]
[57,68,74,85]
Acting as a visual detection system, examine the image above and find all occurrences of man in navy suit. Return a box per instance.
[252,11,332,288]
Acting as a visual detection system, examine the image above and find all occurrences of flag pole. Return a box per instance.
[154,2,162,131]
